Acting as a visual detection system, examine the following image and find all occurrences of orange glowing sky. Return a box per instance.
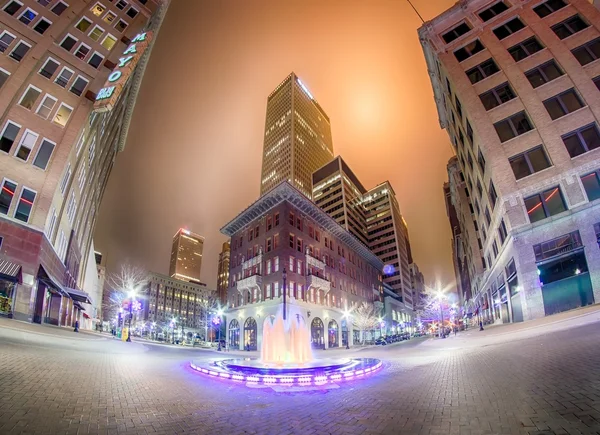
[95,0,458,289]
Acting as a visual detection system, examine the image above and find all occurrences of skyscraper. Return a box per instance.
[420,0,600,322]
[260,72,334,198]
[216,241,230,305]
[169,228,204,283]
[0,0,166,324]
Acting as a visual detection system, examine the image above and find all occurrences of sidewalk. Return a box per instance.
[0,317,106,340]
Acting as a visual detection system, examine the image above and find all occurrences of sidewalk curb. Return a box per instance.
[0,320,108,341]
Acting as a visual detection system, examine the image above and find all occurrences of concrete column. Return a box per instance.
[240,321,244,350]
[580,223,600,303]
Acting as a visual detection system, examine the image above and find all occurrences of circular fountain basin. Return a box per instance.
[190,357,383,387]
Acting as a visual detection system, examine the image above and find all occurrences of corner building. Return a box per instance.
[169,228,204,283]
[420,0,600,322]
[0,0,167,323]
[259,72,334,199]
[222,182,383,350]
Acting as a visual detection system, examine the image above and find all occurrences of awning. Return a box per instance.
[0,259,22,283]
[73,301,85,311]
[38,266,70,298]
[65,287,92,304]
[82,312,90,319]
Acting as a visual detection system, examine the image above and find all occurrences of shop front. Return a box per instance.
[0,259,21,318]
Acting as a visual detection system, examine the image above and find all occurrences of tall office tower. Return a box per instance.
[0,0,166,324]
[216,240,230,305]
[364,182,413,309]
[421,0,600,323]
[169,228,204,283]
[444,159,477,307]
[409,262,426,311]
[260,72,334,198]
[312,156,369,246]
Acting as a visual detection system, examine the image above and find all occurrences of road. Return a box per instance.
[1,310,600,435]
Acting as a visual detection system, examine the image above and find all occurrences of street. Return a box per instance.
[2,309,600,435]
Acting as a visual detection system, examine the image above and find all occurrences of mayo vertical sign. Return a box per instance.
[94,31,154,112]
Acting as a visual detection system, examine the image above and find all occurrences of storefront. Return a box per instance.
[0,259,22,318]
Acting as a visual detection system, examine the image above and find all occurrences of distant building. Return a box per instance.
[409,263,426,312]
[216,241,230,305]
[260,72,334,198]
[169,228,204,283]
[382,283,414,336]
[420,0,600,322]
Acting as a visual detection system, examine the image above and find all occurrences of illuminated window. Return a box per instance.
[51,1,67,15]
[18,85,41,110]
[91,2,105,16]
[3,1,22,16]
[32,139,55,170]
[101,34,117,50]
[75,16,92,32]
[103,11,116,24]
[88,25,104,41]
[0,179,17,215]
[14,187,36,223]
[115,19,127,32]
[524,186,566,223]
[36,94,57,119]
[53,103,73,127]
[17,7,36,25]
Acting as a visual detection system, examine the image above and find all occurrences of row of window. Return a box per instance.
[39,56,90,96]
[59,33,106,69]
[0,121,58,169]
[3,1,52,34]
[0,178,35,223]
[75,16,118,51]
[0,29,31,61]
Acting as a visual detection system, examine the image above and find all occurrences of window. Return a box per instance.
[595,223,600,248]
[14,129,38,161]
[126,6,138,18]
[494,111,533,142]
[103,11,116,24]
[0,30,15,52]
[467,120,473,143]
[534,0,566,18]
[485,207,492,226]
[455,97,462,119]
[594,76,600,92]
[46,208,56,238]
[115,19,127,32]
[37,0,51,6]
[0,179,16,214]
[18,8,37,25]
[525,186,567,223]
[33,17,51,34]
[60,34,77,51]
[493,18,525,40]
[18,85,41,110]
[53,103,73,127]
[101,34,117,50]
[479,82,515,110]
[14,187,35,222]
[51,1,67,15]
[561,124,600,157]
[551,15,588,40]
[478,150,486,172]
[581,171,600,202]
[477,179,483,197]
[75,17,92,32]
[543,89,584,120]
[66,192,76,223]
[498,219,508,244]
[274,212,279,226]
[454,39,484,62]
[91,2,105,16]
[479,2,508,21]
[89,25,104,41]
[3,1,22,16]
[571,38,600,66]
[466,59,499,84]
[55,67,73,87]
[492,241,499,258]
[88,51,104,68]
[74,43,90,60]
[442,22,471,43]
[525,60,563,88]
[9,41,30,62]
[32,139,55,170]
[116,0,127,9]
[0,121,20,153]
[0,68,9,88]
[509,146,551,179]
[36,94,57,119]
[70,76,88,96]
[508,37,543,61]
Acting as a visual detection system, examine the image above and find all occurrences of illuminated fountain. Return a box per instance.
[190,293,382,388]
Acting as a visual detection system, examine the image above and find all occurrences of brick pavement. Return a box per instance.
[1,317,600,434]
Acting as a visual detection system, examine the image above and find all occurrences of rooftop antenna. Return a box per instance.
[407,0,425,23]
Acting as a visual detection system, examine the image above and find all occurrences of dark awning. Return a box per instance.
[38,266,70,298]
[0,259,22,283]
[65,287,92,304]
[73,301,85,311]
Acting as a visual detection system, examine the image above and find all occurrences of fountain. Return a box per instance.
[190,295,382,388]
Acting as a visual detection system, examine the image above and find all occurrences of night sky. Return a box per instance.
[95,0,457,290]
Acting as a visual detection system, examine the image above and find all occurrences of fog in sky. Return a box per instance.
[95,0,458,289]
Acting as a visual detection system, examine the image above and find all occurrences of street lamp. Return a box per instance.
[437,291,446,339]
[126,289,136,342]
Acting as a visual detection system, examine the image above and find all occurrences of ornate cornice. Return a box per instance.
[220,182,384,271]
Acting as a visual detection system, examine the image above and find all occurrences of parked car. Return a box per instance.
[375,337,387,345]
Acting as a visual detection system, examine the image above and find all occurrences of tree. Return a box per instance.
[197,293,219,341]
[415,284,454,335]
[103,263,148,323]
[352,302,379,344]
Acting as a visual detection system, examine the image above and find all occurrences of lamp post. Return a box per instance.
[437,291,446,339]
[126,289,136,342]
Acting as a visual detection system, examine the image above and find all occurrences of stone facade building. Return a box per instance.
[222,182,384,350]
[0,0,167,324]
[421,0,600,322]
[216,240,230,305]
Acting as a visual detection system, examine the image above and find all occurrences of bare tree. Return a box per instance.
[103,263,148,322]
[197,293,219,341]
[352,302,379,344]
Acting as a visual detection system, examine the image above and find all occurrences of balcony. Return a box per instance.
[242,253,262,270]
[306,274,330,294]
[237,274,262,293]
[305,253,325,270]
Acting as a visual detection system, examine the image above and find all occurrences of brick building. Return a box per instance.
[0,0,167,325]
[222,181,384,350]
[420,0,600,322]
[216,240,230,305]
